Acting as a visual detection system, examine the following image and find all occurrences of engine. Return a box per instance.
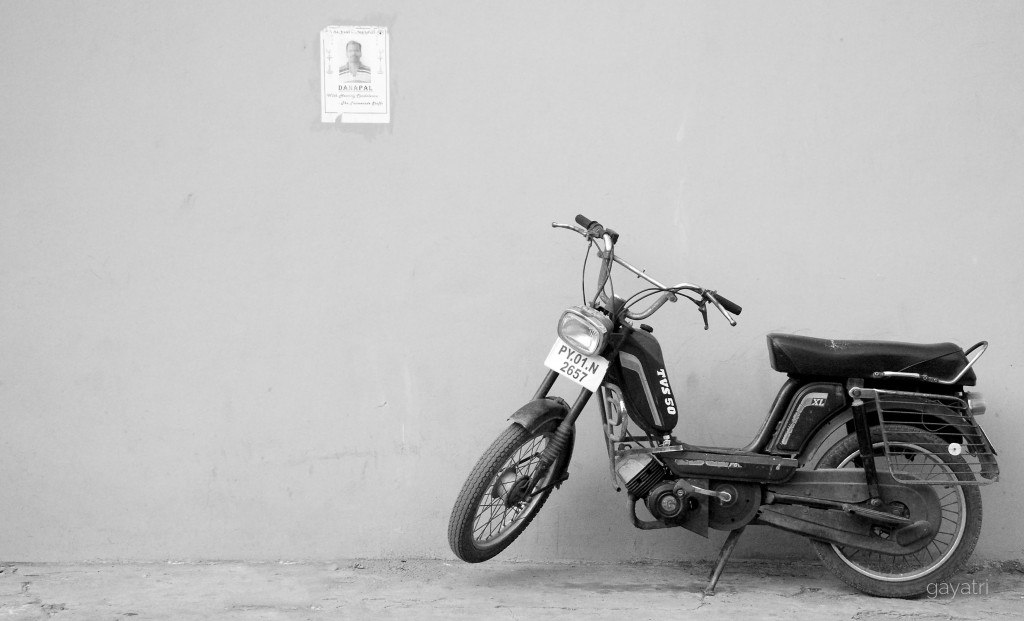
[615,453,700,524]
[645,480,701,522]
[614,453,665,498]
[615,452,760,533]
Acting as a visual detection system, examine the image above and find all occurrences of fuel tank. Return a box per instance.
[608,328,678,435]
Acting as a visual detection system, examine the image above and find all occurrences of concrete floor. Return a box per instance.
[1,559,1022,620]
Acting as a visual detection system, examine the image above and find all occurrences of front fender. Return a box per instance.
[508,397,570,432]
[508,397,575,473]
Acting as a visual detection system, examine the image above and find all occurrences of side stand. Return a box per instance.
[704,526,745,596]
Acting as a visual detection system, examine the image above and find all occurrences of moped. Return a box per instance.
[448,216,999,597]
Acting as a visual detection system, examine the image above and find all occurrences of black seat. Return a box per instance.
[766,333,975,385]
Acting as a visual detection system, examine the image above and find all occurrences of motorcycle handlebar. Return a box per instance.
[575,214,619,244]
[708,291,742,316]
[574,214,595,229]
[703,290,739,327]
[554,217,738,326]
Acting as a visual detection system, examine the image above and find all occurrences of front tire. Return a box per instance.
[809,424,982,597]
[448,421,571,563]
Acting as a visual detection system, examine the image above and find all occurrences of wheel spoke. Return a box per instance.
[465,430,561,546]
[824,434,973,583]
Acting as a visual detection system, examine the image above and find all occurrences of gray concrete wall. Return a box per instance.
[1,1,1021,562]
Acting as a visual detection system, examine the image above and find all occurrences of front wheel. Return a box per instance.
[809,424,982,597]
[448,420,571,563]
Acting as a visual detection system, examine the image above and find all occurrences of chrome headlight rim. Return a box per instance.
[557,306,612,356]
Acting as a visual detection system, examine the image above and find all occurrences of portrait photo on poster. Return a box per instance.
[321,25,390,124]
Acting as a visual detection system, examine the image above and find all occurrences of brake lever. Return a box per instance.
[551,222,588,236]
[702,289,738,327]
[698,301,710,331]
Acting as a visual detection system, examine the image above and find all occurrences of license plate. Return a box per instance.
[543,338,609,392]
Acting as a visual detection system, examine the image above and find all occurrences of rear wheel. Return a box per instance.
[448,421,571,562]
[809,424,982,597]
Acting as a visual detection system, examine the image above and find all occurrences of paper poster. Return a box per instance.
[321,26,390,124]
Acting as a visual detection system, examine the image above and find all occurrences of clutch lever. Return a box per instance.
[703,290,738,327]
[697,300,710,331]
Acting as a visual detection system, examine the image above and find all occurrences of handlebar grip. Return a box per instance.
[712,292,743,316]
[574,214,619,243]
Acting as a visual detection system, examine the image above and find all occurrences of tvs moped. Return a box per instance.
[448,216,998,597]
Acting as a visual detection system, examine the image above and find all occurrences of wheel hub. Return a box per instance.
[491,468,530,507]
[887,501,910,519]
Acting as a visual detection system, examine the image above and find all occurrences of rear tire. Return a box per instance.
[448,421,571,563]
[809,424,982,597]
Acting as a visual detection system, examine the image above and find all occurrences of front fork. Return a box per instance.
[530,370,593,486]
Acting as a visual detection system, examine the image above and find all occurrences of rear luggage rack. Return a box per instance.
[857,387,999,485]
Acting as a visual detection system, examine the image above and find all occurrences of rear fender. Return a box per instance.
[797,409,855,468]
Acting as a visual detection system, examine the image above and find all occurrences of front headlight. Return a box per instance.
[557,306,612,356]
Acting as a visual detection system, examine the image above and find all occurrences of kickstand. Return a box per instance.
[704,526,745,596]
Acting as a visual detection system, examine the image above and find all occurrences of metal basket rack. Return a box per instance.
[863,388,998,486]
